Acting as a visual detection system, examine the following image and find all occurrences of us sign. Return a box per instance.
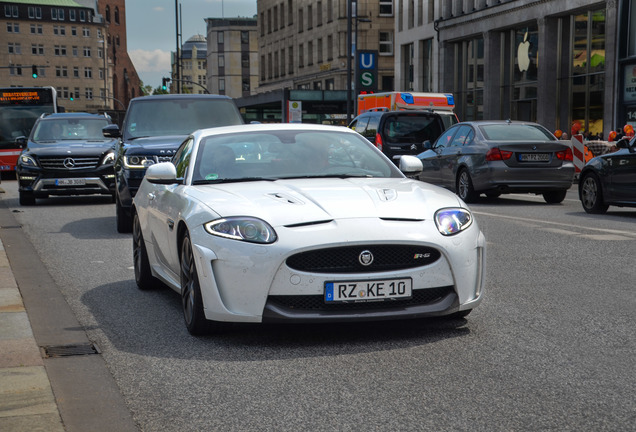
[357,50,378,93]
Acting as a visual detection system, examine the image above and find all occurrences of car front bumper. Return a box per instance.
[176,218,486,324]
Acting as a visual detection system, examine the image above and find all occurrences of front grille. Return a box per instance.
[38,156,100,170]
[268,286,453,312]
[286,245,441,273]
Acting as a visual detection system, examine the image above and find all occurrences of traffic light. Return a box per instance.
[162,77,171,91]
[31,65,38,78]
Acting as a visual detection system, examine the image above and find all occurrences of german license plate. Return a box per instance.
[519,153,549,162]
[325,278,412,303]
[56,178,86,186]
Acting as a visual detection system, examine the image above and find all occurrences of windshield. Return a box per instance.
[479,124,555,141]
[383,114,443,144]
[191,130,401,183]
[31,118,111,142]
[124,98,243,140]
[0,106,55,147]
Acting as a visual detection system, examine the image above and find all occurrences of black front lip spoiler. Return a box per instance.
[261,292,459,323]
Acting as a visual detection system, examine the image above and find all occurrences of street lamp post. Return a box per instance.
[99,39,108,108]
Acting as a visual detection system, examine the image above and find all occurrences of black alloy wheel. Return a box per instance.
[457,169,479,203]
[180,232,214,335]
[580,173,609,214]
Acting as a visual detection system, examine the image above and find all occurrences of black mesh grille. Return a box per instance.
[268,286,453,312]
[38,156,100,170]
[286,245,441,273]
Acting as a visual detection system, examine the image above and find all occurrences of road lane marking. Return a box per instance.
[473,211,636,239]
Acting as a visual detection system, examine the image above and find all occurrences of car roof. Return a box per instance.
[129,94,233,103]
[191,123,357,139]
[39,112,111,121]
[455,120,544,127]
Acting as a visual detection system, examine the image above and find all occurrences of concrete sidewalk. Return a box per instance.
[0,239,65,431]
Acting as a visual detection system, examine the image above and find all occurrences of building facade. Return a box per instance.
[206,18,258,98]
[397,0,622,138]
[171,34,208,94]
[1,0,107,112]
[97,0,141,110]
[257,0,395,93]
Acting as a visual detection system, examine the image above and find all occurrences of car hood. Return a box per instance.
[123,135,187,155]
[187,178,462,225]
[26,139,117,156]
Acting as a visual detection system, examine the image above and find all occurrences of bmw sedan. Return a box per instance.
[417,120,575,203]
[132,124,486,335]
[578,136,636,214]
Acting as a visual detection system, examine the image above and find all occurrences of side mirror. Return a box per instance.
[399,155,423,174]
[15,136,27,148]
[423,140,432,150]
[103,124,121,138]
[145,162,179,184]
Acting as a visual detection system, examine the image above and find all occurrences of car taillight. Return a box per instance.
[485,147,513,161]
[375,132,383,151]
[556,147,573,161]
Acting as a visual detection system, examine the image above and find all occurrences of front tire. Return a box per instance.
[116,195,132,233]
[180,232,213,335]
[19,190,35,206]
[457,169,479,203]
[542,190,567,204]
[132,212,155,290]
[580,173,609,214]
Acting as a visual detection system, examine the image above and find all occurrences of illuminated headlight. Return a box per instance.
[101,151,115,166]
[204,217,277,244]
[434,208,473,236]
[124,155,156,169]
[19,155,38,168]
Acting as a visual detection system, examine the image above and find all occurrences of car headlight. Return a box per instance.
[124,155,156,169]
[434,208,473,236]
[102,151,115,166]
[19,154,38,168]
[204,217,277,244]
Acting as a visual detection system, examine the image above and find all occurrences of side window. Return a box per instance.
[463,128,475,146]
[450,125,472,147]
[434,126,458,149]
[173,137,194,179]
[352,117,369,134]
[364,115,380,139]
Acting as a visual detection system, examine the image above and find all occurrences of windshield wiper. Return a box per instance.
[128,136,150,141]
[280,173,371,179]
[192,177,278,185]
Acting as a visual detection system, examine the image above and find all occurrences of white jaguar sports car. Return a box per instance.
[132,123,486,335]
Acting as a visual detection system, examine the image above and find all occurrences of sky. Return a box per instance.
[125,0,257,89]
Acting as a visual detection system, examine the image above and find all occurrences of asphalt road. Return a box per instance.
[2,180,635,432]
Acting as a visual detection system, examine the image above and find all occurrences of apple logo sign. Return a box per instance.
[518,31,531,73]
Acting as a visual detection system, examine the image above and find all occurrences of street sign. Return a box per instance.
[356,50,378,93]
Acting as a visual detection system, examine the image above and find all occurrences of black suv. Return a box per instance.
[349,110,448,163]
[16,113,117,206]
[103,94,244,233]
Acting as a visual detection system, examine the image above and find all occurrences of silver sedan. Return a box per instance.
[132,123,486,335]
[417,120,575,203]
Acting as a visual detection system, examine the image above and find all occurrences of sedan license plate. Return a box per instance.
[325,278,412,303]
[519,153,550,162]
[56,178,86,186]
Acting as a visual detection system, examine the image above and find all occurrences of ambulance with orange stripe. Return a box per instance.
[357,92,459,128]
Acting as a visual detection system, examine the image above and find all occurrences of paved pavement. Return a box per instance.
[0,237,65,431]
[0,190,138,432]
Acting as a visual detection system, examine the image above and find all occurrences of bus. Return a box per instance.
[0,87,58,172]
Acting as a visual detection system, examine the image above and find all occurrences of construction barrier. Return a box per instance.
[571,134,585,174]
